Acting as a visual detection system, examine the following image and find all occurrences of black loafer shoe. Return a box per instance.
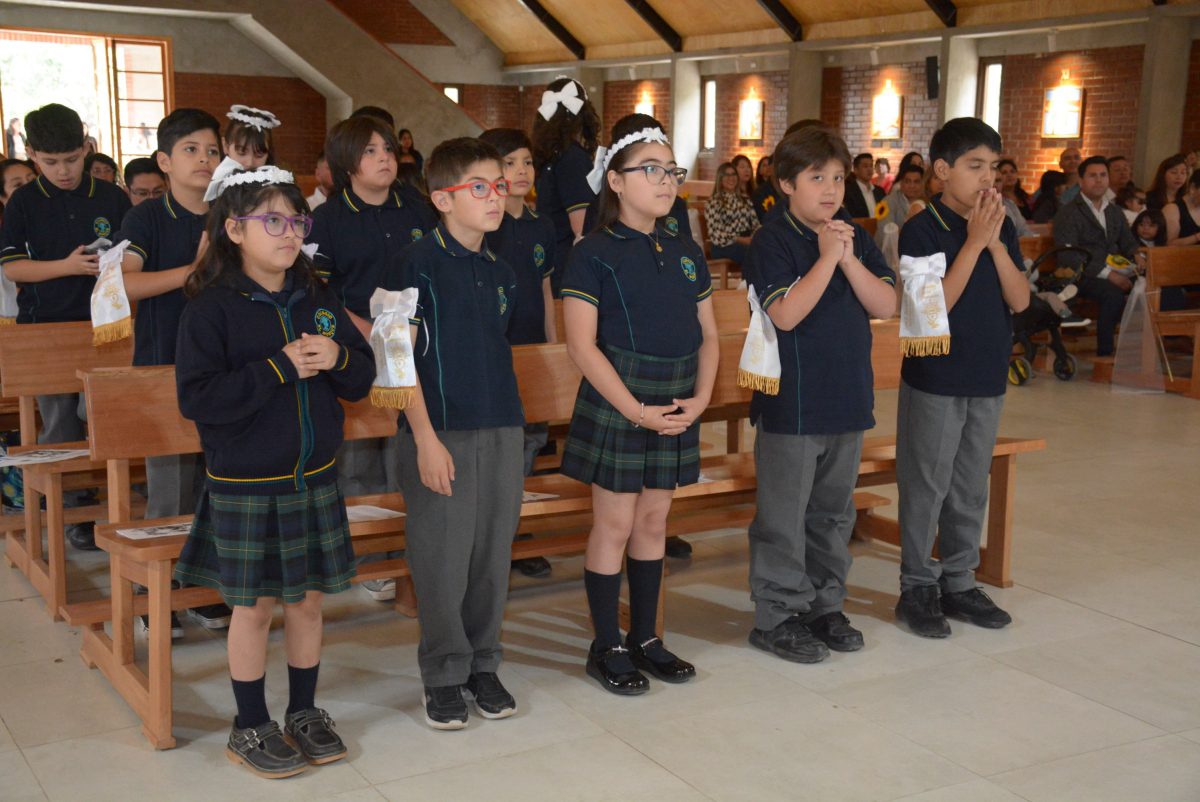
[465,672,517,719]
[664,537,692,559]
[226,720,307,779]
[748,615,830,663]
[66,522,98,551]
[940,587,1012,629]
[807,611,865,652]
[284,707,347,765]
[511,556,552,578]
[895,585,952,638]
[585,642,649,696]
[627,636,696,683]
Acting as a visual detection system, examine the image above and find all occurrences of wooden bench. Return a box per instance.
[0,321,137,619]
[1130,246,1200,398]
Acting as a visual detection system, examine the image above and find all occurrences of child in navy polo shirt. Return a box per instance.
[894,118,1030,638]
[0,103,130,551]
[306,114,436,602]
[222,104,278,169]
[560,113,718,696]
[383,138,525,730]
[744,128,897,664]
[174,166,373,778]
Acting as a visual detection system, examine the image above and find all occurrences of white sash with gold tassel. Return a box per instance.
[736,286,781,395]
[367,287,419,409]
[90,239,133,345]
[0,269,18,325]
[899,252,950,357]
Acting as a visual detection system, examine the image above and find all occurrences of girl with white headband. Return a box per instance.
[559,113,719,696]
[531,77,601,294]
[223,104,281,169]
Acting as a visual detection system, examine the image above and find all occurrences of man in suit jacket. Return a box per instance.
[1053,155,1142,356]
[844,152,885,219]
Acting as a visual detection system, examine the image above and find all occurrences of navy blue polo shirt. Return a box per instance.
[746,210,895,435]
[488,205,556,345]
[899,195,1021,398]
[114,193,204,366]
[383,224,524,432]
[536,142,594,252]
[582,194,692,241]
[0,174,131,322]
[561,220,713,358]
[306,185,436,318]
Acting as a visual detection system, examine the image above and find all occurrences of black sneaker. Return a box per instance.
[664,537,692,559]
[189,603,233,630]
[807,611,865,652]
[284,707,347,764]
[423,684,468,730]
[511,557,552,578]
[464,672,517,719]
[66,522,98,551]
[226,719,307,779]
[585,642,649,696]
[748,615,830,663]
[895,585,952,638]
[626,635,696,683]
[138,612,185,640]
[940,587,1012,629]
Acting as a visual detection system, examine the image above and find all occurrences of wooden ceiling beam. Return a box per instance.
[623,0,683,52]
[755,0,803,42]
[515,0,586,60]
[924,0,958,27]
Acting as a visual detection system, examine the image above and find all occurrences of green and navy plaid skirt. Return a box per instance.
[561,345,700,493]
[174,482,356,607]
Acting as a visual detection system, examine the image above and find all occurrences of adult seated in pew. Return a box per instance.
[743,127,896,663]
[895,118,1030,639]
[562,114,717,696]
[0,102,131,550]
[173,169,374,777]
[704,160,759,267]
[1053,156,1143,357]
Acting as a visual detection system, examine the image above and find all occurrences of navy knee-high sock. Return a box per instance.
[584,569,622,649]
[626,557,663,643]
[287,663,319,715]
[231,675,269,729]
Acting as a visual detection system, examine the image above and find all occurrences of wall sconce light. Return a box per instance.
[738,86,764,141]
[1042,69,1083,138]
[871,78,903,140]
[635,89,655,118]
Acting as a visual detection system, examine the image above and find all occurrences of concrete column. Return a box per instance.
[577,67,606,127]
[787,46,823,125]
[1134,10,1191,186]
[670,55,702,176]
[939,33,978,123]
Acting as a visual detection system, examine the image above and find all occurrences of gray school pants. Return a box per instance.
[748,429,864,631]
[896,381,1004,593]
[397,427,523,686]
[145,454,203,519]
[339,435,404,566]
[36,393,90,508]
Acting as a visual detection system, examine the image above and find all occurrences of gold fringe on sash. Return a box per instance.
[736,368,780,396]
[369,385,415,410]
[92,317,132,345]
[0,317,15,326]
[901,335,951,357]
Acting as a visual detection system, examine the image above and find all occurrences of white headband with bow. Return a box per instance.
[585,127,670,194]
[226,104,281,131]
[538,80,585,121]
[204,155,295,202]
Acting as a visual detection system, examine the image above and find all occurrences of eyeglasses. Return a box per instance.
[130,188,165,199]
[620,164,688,186]
[232,213,313,238]
[438,179,510,199]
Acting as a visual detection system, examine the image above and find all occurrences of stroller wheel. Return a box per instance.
[1053,354,1078,381]
[1008,357,1032,386]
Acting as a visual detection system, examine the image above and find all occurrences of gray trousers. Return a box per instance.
[339,435,404,565]
[748,429,864,631]
[145,454,203,519]
[36,393,90,507]
[397,427,524,686]
[896,381,1004,593]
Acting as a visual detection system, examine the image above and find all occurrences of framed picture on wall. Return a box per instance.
[871,81,903,140]
[1042,85,1084,138]
[738,95,764,142]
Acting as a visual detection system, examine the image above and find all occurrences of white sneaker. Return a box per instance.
[1057,284,1078,302]
[361,579,396,601]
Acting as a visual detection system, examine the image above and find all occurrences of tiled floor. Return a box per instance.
[1,372,1198,801]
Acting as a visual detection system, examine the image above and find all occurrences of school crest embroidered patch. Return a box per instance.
[410,228,424,242]
[314,308,336,337]
[497,286,508,315]
[680,256,697,282]
[534,243,546,268]
[665,216,679,235]
[93,217,112,237]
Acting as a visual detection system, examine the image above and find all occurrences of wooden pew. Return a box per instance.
[853,217,878,237]
[0,321,136,619]
[1135,246,1200,398]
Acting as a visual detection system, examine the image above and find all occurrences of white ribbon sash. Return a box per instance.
[367,287,419,409]
[736,286,781,395]
[898,252,951,357]
[91,239,133,345]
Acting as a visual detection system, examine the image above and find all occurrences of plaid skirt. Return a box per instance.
[561,345,700,493]
[174,481,356,606]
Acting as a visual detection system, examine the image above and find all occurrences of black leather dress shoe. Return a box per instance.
[284,707,347,764]
[226,720,307,779]
[585,643,649,696]
[627,636,696,683]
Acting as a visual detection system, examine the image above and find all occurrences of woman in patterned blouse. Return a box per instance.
[704,161,760,266]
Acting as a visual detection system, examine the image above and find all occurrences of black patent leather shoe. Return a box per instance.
[226,720,307,779]
[627,636,696,683]
[585,642,649,696]
[284,707,347,765]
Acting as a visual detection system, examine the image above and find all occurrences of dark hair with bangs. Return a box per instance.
[929,117,1002,167]
[479,128,532,158]
[592,113,673,233]
[223,117,274,166]
[531,77,601,170]
[158,108,221,158]
[426,137,502,196]
[324,115,399,192]
[185,177,320,298]
[24,103,84,153]
[773,127,852,185]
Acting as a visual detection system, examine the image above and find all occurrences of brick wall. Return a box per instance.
[695,71,790,181]
[456,84,523,131]
[996,46,1143,189]
[327,0,452,46]
[602,79,672,138]
[1180,41,1200,155]
[820,62,939,176]
[174,73,327,174]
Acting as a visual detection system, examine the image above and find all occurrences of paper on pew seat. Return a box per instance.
[522,490,559,503]
[346,505,404,522]
[116,522,193,540]
[0,448,90,467]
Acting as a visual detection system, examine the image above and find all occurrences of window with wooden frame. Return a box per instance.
[976,57,1003,133]
[700,77,717,152]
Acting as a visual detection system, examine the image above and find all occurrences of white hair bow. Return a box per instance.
[204,155,294,202]
[226,104,281,131]
[538,81,585,121]
[585,127,670,194]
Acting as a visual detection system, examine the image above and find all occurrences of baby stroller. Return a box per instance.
[1009,245,1091,385]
